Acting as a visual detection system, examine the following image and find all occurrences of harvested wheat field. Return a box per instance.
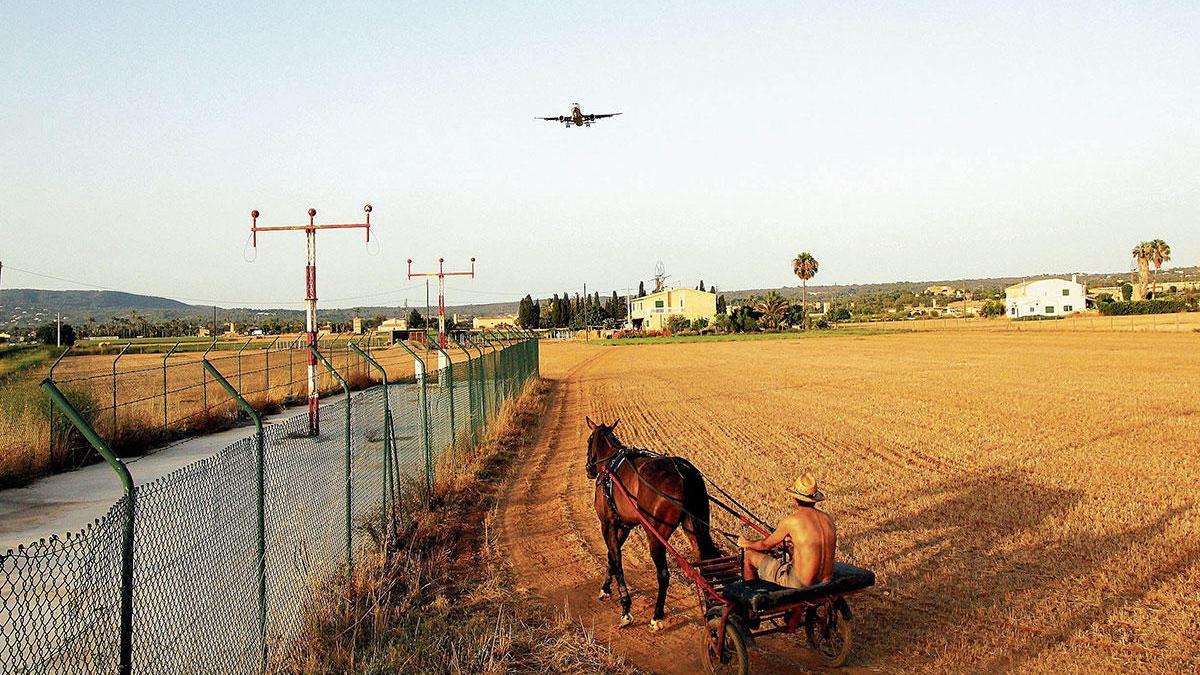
[497,332,1200,673]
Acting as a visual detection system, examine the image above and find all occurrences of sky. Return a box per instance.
[2,1,1198,310]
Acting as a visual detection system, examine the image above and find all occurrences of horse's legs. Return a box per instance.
[598,519,619,600]
[648,535,670,631]
[604,525,634,625]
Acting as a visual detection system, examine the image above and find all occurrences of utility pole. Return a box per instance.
[583,282,588,342]
[249,205,373,436]
[57,311,62,347]
[407,257,475,350]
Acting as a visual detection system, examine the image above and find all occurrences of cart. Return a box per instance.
[604,464,876,673]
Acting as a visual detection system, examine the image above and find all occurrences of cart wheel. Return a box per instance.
[700,616,749,675]
[804,604,853,667]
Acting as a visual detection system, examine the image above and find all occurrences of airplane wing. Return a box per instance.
[586,113,622,120]
[535,116,565,122]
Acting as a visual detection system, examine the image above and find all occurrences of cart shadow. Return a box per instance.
[850,468,1196,668]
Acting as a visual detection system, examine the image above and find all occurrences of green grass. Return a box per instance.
[0,345,56,380]
[598,327,901,345]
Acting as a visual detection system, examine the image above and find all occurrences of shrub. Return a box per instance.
[665,315,691,333]
[1121,283,1133,301]
[1098,299,1188,316]
[981,300,1006,318]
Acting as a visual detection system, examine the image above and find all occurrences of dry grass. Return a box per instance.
[540,332,1200,672]
[840,309,1200,333]
[279,379,638,675]
[0,343,455,486]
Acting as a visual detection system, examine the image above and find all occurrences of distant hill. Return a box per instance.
[0,288,521,331]
[4,264,1195,331]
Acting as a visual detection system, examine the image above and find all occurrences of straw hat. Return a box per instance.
[785,473,825,503]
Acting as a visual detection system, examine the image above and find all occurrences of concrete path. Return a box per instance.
[0,404,307,553]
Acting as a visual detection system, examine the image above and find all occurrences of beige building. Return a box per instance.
[375,317,410,344]
[629,287,718,331]
[473,315,518,330]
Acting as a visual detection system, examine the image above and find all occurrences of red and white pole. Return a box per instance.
[305,208,319,436]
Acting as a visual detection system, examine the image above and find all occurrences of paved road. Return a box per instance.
[0,404,309,553]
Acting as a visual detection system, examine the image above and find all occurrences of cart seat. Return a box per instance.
[722,562,875,612]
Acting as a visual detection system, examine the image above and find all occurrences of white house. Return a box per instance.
[1005,277,1086,318]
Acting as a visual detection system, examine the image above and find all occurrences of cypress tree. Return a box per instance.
[638,281,646,297]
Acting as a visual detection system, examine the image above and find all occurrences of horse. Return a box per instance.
[585,417,722,630]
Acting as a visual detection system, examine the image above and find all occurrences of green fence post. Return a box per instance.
[480,332,501,412]
[424,331,456,449]
[47,345,72,462]
[162,341,179,433]
[201,360,267,672]
[42,379,136,675]
[201,338,217,414]
[264,335,280,393]
[311,345,353,571]
[450,335,478,445]
[484,330,506,401]
[111,343,131,437]
[236,337,252,392]
[463,336,488,425]
[349,341,394,541]
[393,337,433,496]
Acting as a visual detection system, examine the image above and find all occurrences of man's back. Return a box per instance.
[783,507,837,586]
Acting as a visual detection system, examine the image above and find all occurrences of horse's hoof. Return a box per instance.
[619,613,634,627]
[598,589,611,602]
[649,618,663,632]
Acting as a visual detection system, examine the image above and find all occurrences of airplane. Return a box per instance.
[536,102,622,128]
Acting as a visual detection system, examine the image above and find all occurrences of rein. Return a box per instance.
[592,429,772,543]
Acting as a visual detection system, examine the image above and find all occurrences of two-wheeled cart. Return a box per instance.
[605,465,876,673]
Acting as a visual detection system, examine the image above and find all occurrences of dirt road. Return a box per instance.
[497,345,825,674]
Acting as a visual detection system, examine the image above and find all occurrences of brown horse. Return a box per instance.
[585,417,721,629]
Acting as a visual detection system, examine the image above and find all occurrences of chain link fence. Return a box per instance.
[1,330,539,673]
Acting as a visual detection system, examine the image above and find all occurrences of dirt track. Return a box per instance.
[497,345,831,674]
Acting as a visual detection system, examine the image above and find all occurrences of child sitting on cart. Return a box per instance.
[737,473,837,588]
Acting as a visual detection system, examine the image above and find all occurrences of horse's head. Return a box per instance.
[585,416,621,480]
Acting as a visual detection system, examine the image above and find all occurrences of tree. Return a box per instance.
[36,322,76,346]
[407,308,425,328]
[792,252,819,329]
[716,294,727,315]
[699,280,706,292]
[517,295,539,328]
[1121,283,1133,302]
[755,291,790,330]
[1132,242,1153,300]
[981,300,1006,318]
[1149,239,1171,296]
[638,281,646,298]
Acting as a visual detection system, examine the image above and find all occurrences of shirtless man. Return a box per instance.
[737,473,836,588]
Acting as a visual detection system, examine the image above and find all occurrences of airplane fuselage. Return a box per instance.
[570,104,584,126]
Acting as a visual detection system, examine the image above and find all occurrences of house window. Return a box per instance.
[1010,306,1017,316]
[1062,289,1070,296]
[1045,306,1055,314]
[1063,305,1073,312]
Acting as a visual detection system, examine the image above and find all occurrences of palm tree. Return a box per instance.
[755,291,790,330]
[792,252,819,329]
[1149,239,1171,296]
[1132,242,1153,300]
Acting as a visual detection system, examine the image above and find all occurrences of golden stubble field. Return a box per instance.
[518,332,1199,673]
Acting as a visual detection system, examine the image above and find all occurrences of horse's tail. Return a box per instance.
[672,458,723,560]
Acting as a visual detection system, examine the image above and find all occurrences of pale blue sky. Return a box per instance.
[2,1,1197,309]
